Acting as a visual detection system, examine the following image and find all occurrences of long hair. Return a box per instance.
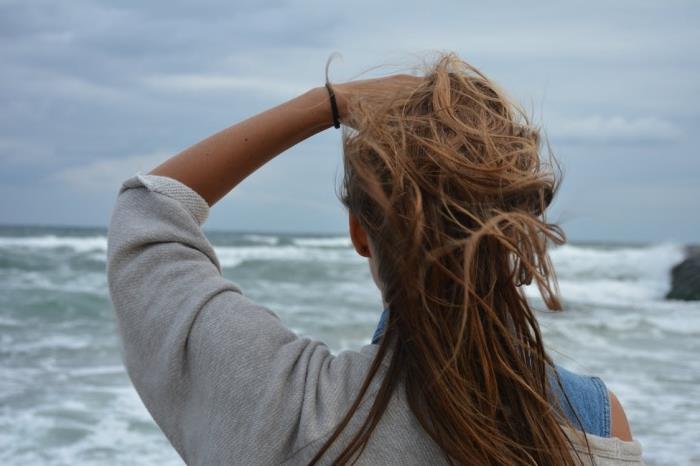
[310,51,586,465]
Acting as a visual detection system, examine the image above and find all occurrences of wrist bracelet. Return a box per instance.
[325,82,341,129]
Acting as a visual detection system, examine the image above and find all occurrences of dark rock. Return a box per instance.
[666,248,700,301]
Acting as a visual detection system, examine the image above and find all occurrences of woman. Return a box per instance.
[106,52,644,465]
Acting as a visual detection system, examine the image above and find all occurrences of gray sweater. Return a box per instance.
[106,173,645,465]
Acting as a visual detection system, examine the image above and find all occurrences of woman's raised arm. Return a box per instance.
[148,86,336,206]
[147,74,421,206]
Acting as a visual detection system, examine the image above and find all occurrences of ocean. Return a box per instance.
[0,224,698,465]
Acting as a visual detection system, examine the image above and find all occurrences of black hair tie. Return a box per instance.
[325,82,341,129]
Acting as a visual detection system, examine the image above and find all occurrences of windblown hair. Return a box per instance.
[310,52,587,465]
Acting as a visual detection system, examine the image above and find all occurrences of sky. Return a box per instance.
[1,0,698,243]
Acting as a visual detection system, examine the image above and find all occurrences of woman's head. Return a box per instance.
[313,52,584,466]
[341,52,562,308]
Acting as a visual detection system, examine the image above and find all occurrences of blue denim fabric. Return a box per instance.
[370,307,390,346]
[371,308,611,438]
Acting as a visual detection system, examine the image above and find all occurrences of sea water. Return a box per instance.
[0,225,698,465]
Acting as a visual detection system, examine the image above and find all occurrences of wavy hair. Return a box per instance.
[310,51,588,465]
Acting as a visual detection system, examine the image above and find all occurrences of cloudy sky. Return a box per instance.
[1,0,698,242]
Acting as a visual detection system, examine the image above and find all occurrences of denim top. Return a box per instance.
[371,308,611,438]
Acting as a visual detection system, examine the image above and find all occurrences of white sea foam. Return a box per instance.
[64,365,125,377]
[2,270,107,295]
[13,335,92,352]
[0,235,107,253]
[0,384,182,466]
[523,243,686,305]
[241,234,279,245]
[214,244,359,268]
[549,242,684,282]
[292,236,352,248]
[87,251,107,262]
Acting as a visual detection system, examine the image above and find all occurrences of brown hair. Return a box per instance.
[310,51,587,465]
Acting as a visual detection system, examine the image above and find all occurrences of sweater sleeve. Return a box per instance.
[106,173,376,465]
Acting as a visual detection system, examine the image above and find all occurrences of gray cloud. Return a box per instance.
[50,151,170,192]
[549,115,683,145]
[1,0,698,242]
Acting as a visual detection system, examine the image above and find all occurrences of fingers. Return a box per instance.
[331,74,424,130]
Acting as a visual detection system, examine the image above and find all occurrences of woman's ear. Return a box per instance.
[349,212,371,258]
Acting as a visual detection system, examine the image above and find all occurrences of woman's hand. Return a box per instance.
[332,74,424,124]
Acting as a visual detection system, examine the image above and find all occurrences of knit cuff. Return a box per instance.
[119,172,211,226]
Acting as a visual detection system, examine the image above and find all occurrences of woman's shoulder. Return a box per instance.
[551,364,634,441]
[549,364,612,438]
[551,365,643,463]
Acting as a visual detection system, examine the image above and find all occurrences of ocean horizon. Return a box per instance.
[1,223,698,465]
